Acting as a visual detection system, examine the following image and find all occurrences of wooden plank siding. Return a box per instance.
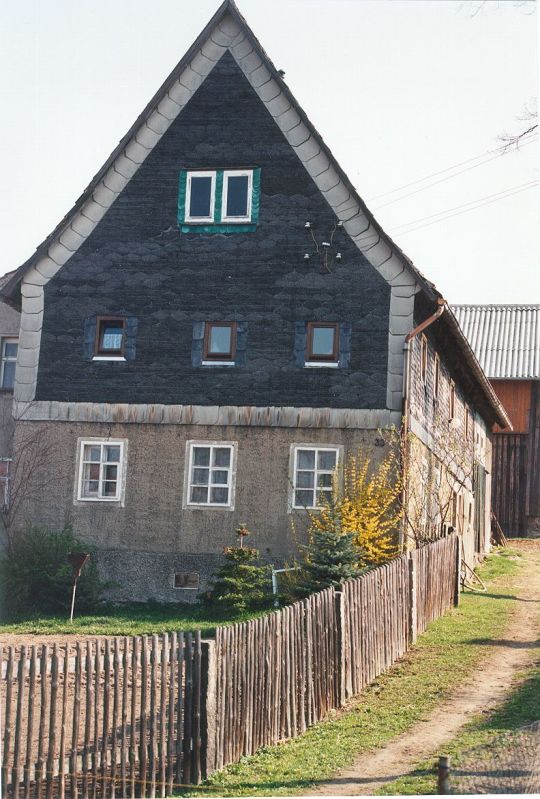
[492,380,532,434]
[492,434,528,535]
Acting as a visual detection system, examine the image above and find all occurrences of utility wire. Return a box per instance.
[366,130,538,204]
[388,179,538,232]
[373,135,537,211]
[389,182,538,237]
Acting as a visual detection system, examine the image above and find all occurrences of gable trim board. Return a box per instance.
[2,0,509,430]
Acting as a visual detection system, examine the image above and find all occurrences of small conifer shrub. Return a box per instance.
[204,524,272,614]
[297,497,362,597]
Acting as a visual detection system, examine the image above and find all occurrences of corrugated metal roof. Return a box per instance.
[452,305,540,380]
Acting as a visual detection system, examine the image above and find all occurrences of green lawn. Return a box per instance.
[179,548,525,797]
[0,601,270,637]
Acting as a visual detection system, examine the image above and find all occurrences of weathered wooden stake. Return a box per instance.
[437,755,451,794]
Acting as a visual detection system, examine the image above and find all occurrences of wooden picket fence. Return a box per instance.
[1,534,460,797]
[1,632,205,799]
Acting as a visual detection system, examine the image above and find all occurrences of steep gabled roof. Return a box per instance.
[0,0,510,428]
[453,304,540,380]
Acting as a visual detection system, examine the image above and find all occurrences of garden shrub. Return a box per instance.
[0,524,106,621]
[204,524,273,614]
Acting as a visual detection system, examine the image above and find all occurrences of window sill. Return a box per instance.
[92,356,127,362]
[304,361,339,369]
[181,223,257,234]
[76,497,122,503]
[201,360,235,367]
[184,502,234,511]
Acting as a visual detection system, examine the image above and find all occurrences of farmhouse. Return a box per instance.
[453,304,540,537]
[0,0,510,599]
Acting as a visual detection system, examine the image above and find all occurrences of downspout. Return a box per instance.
[400,298,447,550]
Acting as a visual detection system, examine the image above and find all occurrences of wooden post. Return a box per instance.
[408,553,417,645]
[437,755,451,794]
[200,641,217,780]
[454,534,461,606]
[334,591,347,706]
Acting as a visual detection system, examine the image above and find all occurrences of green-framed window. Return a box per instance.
[178,167,261,233]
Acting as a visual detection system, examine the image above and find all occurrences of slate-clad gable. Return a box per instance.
[36,52,391,409]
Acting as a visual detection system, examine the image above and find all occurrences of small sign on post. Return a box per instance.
[67,552,90,623]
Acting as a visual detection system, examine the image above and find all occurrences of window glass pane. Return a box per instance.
[84,446,102,463]
[190,486,208,503]
[192,468,209,486]
[317,473,333,488]
[311,327,335,357]
[226,175,249,217]
[105,446,121,462]
[318,451,337,470]
[0,462,9,478]
[317,487,332,503]
[104,465,117,481]
[211,470,229,485]
[100,322,123,351]
[1,361,15,389]
[83,463,100,482]
[193,447,210,467]
[83,481,100,496]
[296,471,314,488]
[297,450,315,469]
[189,176,213,217]
[103,481,118,497]
[209,325,232,355]
[4,342,17,358]
[295,490,314,508]
[210,486,229,504]
[213,448,231,467]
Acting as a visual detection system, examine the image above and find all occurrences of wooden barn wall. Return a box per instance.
[526,381,540,518]
[492,433,527,535]
[491,380,531,434]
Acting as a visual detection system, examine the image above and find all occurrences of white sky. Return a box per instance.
[1,0,538,303]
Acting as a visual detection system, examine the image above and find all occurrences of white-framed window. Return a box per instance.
[184,441,237,509]
[290,445,340,510]
[0,458,11,508]
[185,171,216,223]
[76,439,127,503]
[1,338,18,390]
[221,170,253,222]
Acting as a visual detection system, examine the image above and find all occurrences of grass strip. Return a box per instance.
[179,549,524,796]
[376,660,540,795]
[0,602,269,637]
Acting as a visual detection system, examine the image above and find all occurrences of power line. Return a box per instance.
[388,180,538,232]
[389,182,538,237]
[373,135,538,211]
[366,131,538,204]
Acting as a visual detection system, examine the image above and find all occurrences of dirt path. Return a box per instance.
[308,545,540,796]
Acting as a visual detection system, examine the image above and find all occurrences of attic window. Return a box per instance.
[95,318,125,358]
[178,168,261,233]
[306,322,339,365]
[185,171,216,223]
[203,322,237,362]
[222,171,253,222]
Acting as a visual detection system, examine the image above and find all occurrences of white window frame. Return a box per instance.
[289,444,342,511]
[0,457,12,508]
[75,438,127,505]
[1,338,18,389]
[185,171,216,223]
[183,441,237,510]
[221,169,253,223]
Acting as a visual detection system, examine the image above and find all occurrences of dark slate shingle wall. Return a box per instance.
[37,52,391,409]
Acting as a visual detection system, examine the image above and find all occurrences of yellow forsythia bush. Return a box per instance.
[311,447,402,568]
